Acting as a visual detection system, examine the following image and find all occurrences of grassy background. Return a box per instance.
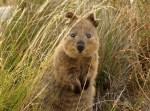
[0,0,150,111]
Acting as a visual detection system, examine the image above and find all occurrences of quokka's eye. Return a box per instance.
[70,33,76,38]
[86,33,92,38]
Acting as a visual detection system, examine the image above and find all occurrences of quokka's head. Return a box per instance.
[63,12,99,58]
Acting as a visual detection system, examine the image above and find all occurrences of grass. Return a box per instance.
[0,0,150,111]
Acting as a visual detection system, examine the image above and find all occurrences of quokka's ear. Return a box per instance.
[87,13,98,27]
[65,12,78,20]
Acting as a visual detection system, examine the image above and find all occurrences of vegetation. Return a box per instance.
[0,0,149,111]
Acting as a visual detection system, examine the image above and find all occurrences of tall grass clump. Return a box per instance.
[95,0,150,110]
[0,0,149,111]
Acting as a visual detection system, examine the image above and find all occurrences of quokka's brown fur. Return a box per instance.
[26,12,100,111]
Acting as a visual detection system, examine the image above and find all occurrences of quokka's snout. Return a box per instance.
[77,40,85,53]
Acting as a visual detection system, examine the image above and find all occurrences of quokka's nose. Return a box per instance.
[77,41,85,53]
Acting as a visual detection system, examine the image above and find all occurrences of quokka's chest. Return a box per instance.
[66,59,92,75]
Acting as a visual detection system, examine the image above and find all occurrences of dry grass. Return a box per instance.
[0,0,149,111]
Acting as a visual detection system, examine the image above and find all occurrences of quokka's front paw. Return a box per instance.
[73,84,82,94]
[70,79,82,94]
[80,78,90,90]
